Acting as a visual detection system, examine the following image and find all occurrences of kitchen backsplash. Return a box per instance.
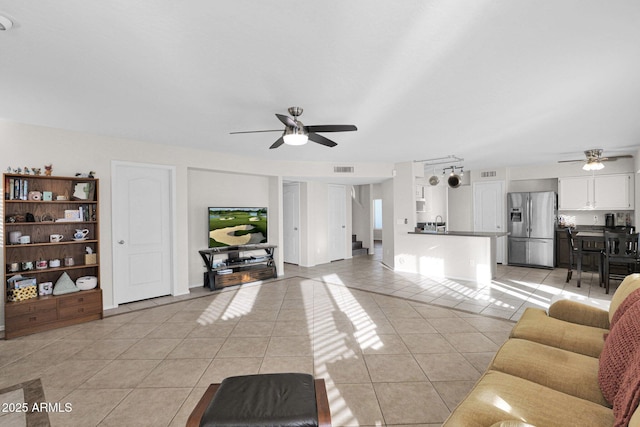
[558,211,633,227]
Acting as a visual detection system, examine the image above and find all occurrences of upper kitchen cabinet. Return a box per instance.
[594,174,633,210]
[559,173,634,210]
[558,176,591,210]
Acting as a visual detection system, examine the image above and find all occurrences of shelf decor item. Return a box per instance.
[7,285,37,302]
[71,181,95,201]
[52,272,80,295]
[3,173,102,339]
[38,282,53,296]
[76,275,97,290]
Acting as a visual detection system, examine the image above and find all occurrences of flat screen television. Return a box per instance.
[208,207,268,248]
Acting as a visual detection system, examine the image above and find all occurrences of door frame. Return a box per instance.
[328,184,347,261]
[111,161,177,307]
[283,182,301,264]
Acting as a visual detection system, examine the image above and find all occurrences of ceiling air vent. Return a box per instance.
[334,166,355,173]
[481,171,497,178]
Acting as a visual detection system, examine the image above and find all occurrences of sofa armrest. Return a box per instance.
[548,299,610,330]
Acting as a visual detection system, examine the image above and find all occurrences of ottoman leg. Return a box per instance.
[315,378,331,427]
[187,383,220,427]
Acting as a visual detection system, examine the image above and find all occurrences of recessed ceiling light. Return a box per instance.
[0,14,14,31]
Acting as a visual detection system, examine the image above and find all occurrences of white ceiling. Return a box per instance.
[1,1,639,170]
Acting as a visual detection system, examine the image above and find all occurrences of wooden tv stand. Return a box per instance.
[198,244,277,290]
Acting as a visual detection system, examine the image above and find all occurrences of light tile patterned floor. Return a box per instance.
[0,248,613,426]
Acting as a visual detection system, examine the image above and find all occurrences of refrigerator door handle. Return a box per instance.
[528,197,532,234]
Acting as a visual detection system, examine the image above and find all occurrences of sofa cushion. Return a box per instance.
[609,273,640,324]
[510,308,607,358]
[441,370,614,427]
[490,338,608,407]
[547,298,609,330]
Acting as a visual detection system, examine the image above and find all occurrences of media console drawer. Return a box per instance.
[214,265,277,288]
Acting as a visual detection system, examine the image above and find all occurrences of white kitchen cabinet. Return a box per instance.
[558,176,592,209]
[593,174,633,210]
[559,174,633,210]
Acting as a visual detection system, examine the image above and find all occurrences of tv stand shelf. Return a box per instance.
[199,244,277,290]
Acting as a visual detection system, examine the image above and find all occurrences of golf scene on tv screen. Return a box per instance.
[208,207,268,248]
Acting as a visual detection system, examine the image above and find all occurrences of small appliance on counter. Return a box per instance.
[605,213,615,229]
[616,212,633,227]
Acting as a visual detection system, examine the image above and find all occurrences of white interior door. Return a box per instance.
[112,162,174,304]
[329,184,347,261]
[283,183,300,264]
[473,180,506,263]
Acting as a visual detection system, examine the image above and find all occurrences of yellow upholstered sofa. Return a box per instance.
[442,274,640,427]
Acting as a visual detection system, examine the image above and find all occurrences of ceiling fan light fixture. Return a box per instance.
[583,160,604,171]
[283,125,308,146]
[283,133,308,145]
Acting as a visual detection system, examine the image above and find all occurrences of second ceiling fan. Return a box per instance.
[558,148,632,171]
[230,107,357,149]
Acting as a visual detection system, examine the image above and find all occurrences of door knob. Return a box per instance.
[118,240,125,244]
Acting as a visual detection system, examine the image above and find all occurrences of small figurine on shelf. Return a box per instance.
[23,167,30,175]
[32,167,41,175]
[75,171,96,178]
[6,166,11,173]
[44,164,52,176]
[14,167,22,174]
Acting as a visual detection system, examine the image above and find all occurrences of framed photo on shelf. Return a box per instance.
[39,282,53,296]
[71,181,96,201]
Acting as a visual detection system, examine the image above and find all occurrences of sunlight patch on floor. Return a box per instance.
[196,284,260,325]
[325,279,384,351]
[310,277,386,426]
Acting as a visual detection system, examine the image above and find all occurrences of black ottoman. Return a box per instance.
[187,373,331,427]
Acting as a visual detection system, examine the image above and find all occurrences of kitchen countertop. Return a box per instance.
[408,231,509,238]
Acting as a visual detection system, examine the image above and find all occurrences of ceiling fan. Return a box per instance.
[230,107,357,149]
[558,148,632,171]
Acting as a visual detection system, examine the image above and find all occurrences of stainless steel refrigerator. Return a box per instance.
[507,191,557,268]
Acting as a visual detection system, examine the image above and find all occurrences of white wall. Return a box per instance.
[447,185,473,231]
[508,178,558,193]
[508,159,635,180]
[390,162,417,269]
[381,178,395,267]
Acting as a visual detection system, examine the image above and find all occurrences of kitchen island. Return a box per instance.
[394,231,509,284]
